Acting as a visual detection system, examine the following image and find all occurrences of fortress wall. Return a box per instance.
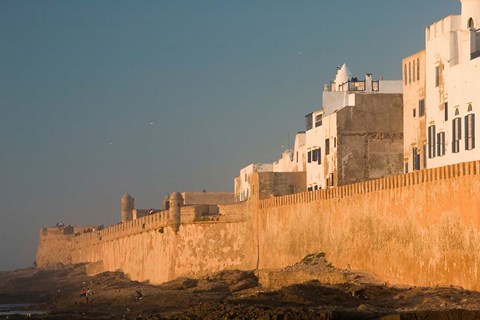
[71,219,255,284]
[218,202,247,221]
[255,161,480,290]
[38,160,480,289]
[181,192,234,205]
[36,228,74,268]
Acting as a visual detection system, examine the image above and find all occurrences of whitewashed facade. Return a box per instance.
[234,163,272,202]
[305,65,403,190]
[272,132,306,173]
[234,132,307,202]
[405,0,480,169]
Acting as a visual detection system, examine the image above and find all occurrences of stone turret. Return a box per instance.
[121,193,134,223]
[461,0,480,29]
[162,194,170,210]
[168,192,183,233]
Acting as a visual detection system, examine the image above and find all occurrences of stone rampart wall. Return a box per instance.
[38,160,480,290]
[255,160,480,290]
[36,228,74,268]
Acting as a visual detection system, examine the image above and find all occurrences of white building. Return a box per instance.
[234,163,272,202]
[272,132,306,173]
[404,0,480,169]
[305,64,404,190]
[402,50,427,173]
[234,132,306,202]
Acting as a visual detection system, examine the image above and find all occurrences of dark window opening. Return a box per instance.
[409,61,412,84]
[417,58,420,80]
[315,114,323,127]
[428,125,436,158]
[305,113,313,131]
[468,17,475,29]
[444,102,449,121]
[325,139,330,155]
[435,65,440,87]
[419,99,425,117]
[437,132,446,156]
[465,113,475,150]
[307,151,312,163]
[452,117,462,153]
[413,147,420,171]
[413,60,416,82]
[405,162,409,174]
[422,143,427,168]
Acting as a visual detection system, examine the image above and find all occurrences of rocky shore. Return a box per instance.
[2,254,480,320]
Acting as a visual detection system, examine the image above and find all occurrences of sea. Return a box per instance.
[0,304,46,316]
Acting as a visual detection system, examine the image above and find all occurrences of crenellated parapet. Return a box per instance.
[260,160,480,209]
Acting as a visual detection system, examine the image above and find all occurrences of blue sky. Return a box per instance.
[0,0,459,270]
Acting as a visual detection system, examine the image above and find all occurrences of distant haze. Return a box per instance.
[0,0,459,271]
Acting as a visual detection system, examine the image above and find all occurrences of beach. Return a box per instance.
[2,255,480,319]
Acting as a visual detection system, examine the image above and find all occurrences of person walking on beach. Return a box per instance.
[80,287,93,303]
[85,288,93,303]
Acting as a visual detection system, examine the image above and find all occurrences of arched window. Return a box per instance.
[468,17,475,29]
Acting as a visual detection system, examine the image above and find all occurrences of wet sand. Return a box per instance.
[2,255,480,319]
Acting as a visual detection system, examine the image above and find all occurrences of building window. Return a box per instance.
[312,148,318,162]
[465,113,475,150]
[422,143,427,168]
[435,65,440,87]
[413,147,420,171]
[315,114,323,127]
[412,60,416,82]
[314,185,318,191]
[409,61,412,84]
[334,137,337,148]
[405,162,409,174]
[325,139,330,155]
[468,17,475,29]
[317,148,321,164]
[413,109,416,117]
[307,151,312,163]
[417,58,420,81]
[419,99,425,117]
[404,64,407,85]
[428,125,436,158]
[305,113,313,131]
[307,186,313,192]
[296,151,298,163]
[444,102,449,121]
[244,174,247,182]
[452,117,462,153]
[327,173,334,187]
[437,132,446,156]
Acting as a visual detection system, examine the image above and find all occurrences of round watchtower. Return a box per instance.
[121,193,134,223]
[168,192,183,233]
[162,194,170,210]
[461,0,480,29]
